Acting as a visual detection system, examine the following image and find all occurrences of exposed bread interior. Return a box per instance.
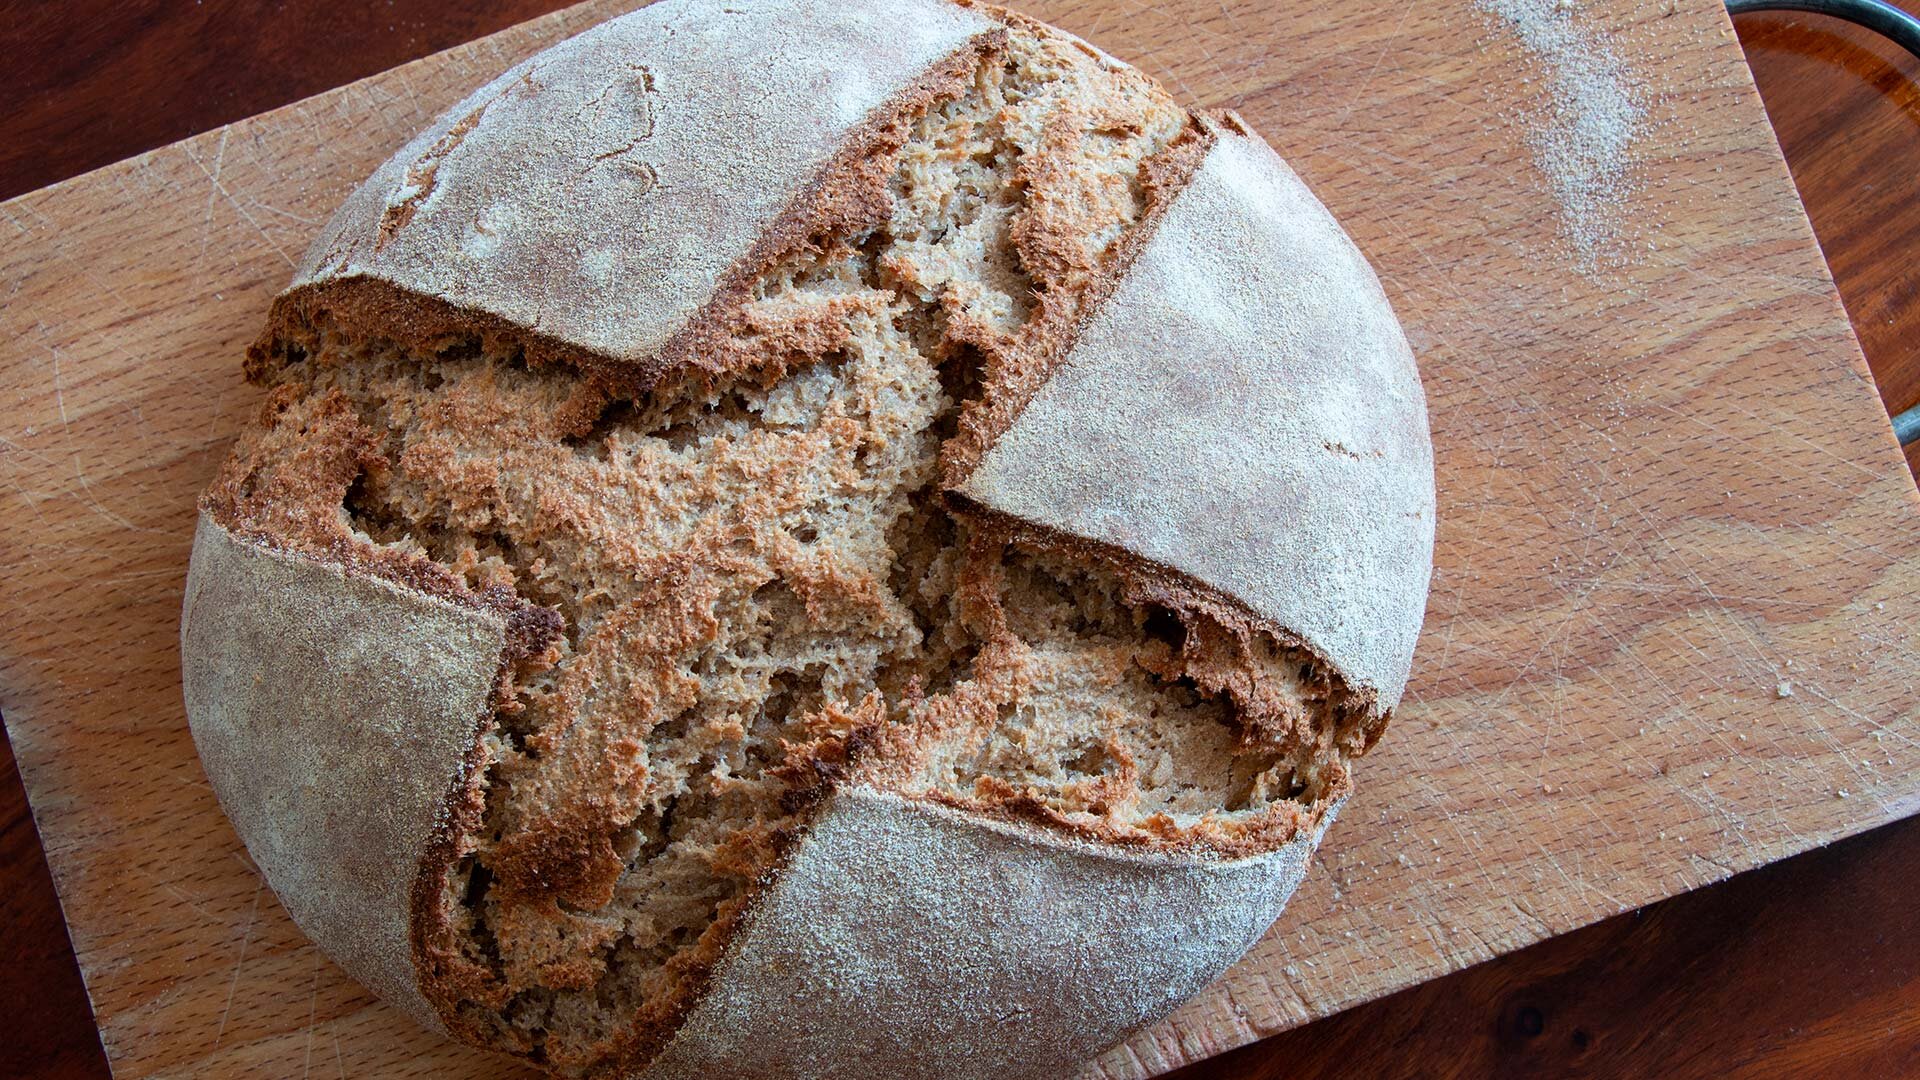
[206,14,1372,1076]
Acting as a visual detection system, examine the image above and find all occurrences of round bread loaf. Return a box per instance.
[179,1,1435,1076]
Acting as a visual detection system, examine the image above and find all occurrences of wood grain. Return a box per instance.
[1167,11,1920,1078]
[1,1,1918,1078]
[1167,805,1920,1080]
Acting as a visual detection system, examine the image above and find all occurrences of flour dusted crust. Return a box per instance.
[641,788,1336,1080]
[958,117,1435,711]
[277,0,997,380]
[181,2,1436,1078]
[181,514,505,1027]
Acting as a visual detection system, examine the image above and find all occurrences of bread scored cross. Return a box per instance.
[179,1,1435,1076]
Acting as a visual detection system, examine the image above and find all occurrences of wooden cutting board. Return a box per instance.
[3,0,1917,1076]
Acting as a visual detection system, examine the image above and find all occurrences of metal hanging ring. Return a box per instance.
[1727,0,1920,55]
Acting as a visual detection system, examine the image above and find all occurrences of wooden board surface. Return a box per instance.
[2,0,1917,1076]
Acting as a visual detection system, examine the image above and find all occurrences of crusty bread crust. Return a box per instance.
[181,1,1437,1077]
[959,118,1436,714]
[181,513,507,1027]
[637,786,1336,1080]
[267,0,997,382]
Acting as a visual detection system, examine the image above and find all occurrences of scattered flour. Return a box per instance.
[1477,0,1647,269]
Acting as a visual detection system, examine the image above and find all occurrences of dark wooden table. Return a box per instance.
[2,3,1916,1077]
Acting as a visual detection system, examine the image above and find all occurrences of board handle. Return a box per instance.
[1727,0,1920,446]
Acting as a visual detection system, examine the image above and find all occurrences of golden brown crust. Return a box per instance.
[401,30,1018,1070]
[187,2,1432,1077]
[568,700,894,1080]
[955,119,1436,708]
[935,114,1217,489]
[652,31,1010,390]
[855,510,1359,861]
[200,382,565,659]
[283,0,1001,377]
[250,31,1011,421]
[948,497,1390,752]
[225,36,1020,1058]
[926,102,1407,755]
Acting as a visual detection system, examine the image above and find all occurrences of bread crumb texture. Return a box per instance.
[207,11,1368,1076]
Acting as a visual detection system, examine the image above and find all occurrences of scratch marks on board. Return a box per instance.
[212,877,265,1049]
[1256,964,1318,1025]
[1504,897,1553,937]
[303,949,321,1080]
[1653,400,1892,488]
[43,336,70,431]
[182,127,297,270]
[193,128,228,263]
[249,201,323,228]
[1330,0,1421,134]
[0,197,60,238]
[1688,849,1736,877]
[159,883,220,926]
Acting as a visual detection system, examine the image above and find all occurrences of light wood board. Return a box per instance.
[3,0,1918,1076]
